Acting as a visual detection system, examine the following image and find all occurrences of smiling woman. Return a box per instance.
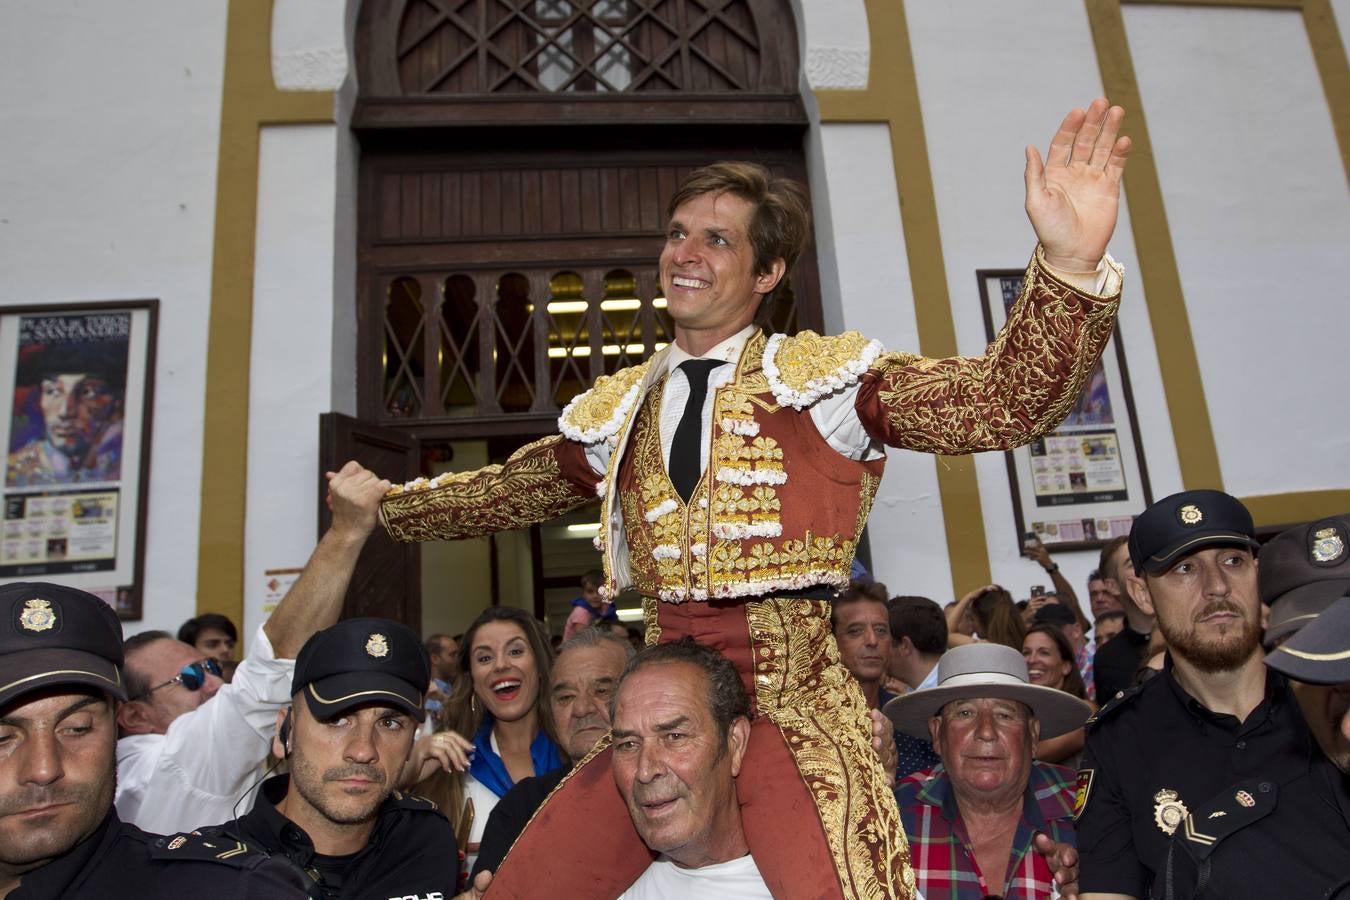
[409,607,563,876]
[1021,625,1095,766]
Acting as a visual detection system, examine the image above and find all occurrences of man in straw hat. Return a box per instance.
[886,643,1092,900]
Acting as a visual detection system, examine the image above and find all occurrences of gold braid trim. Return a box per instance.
[870,249,1121,455]
[380,435,593,542]
[642,596,661,646]
[745,598,916,899]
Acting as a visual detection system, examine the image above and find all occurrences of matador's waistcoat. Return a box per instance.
[564,330,885,603]
[380,248,1123,603]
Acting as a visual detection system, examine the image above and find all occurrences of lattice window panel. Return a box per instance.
[382,265,801,420]
[396,0,761,95]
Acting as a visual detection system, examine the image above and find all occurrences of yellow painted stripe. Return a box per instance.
[197,0,333,624]
[1087,1,1225,492]
[817,0,993,595]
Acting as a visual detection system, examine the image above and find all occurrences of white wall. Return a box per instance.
[243,125,341,638]
[0,0,228,635]
[815,125,958,602]
[1124,4,1350,499]
[902,0,1182,603]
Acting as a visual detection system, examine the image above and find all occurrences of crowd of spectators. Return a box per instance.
[2,475,1347,899]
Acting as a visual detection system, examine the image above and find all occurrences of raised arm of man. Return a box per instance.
[115,461,391,833]
[265,460,391,656]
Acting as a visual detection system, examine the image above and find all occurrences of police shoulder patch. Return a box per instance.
[390,789,440,813]
[1073,769,1094,821]
[148,830,271,870]
[1177,780,1277,861]
[1085,681,1144,730]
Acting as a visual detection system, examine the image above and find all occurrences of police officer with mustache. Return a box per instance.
[1075,492,1350,899]
[195,618,458,900]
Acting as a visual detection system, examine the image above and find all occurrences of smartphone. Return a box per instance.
[1031,585,1046,598]
[1023,531,1039,550]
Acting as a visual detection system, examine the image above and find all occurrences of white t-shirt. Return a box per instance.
[618,854,773,899]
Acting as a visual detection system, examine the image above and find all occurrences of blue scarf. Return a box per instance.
[467,716,563,799]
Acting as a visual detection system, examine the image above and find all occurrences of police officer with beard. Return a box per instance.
[0,582,307,899]
[1075,491,1350,899]
[196,618,458,899]
[1151,521,1350,900]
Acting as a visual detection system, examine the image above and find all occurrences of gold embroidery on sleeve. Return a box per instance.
[872,252,1120,455]
[380,435,591,542]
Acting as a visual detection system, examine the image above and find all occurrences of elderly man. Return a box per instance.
[1077,491,1350,900]
[115,461,389,833]
[0,582,307,898]
[381,99,1130,900]
[611,638,766,897]
[888,643,1091,900]
[193,617,458,899]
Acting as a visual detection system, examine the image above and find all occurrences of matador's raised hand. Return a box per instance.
[1025,98,1131,272]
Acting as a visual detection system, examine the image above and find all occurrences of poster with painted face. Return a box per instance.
[6,313,130,488]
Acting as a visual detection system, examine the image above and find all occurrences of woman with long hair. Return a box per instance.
[945,584,1028,651]
[403,606,563,875]
[1022,623,1097,765]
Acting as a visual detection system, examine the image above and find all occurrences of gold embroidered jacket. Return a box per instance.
[381,249,1122,598]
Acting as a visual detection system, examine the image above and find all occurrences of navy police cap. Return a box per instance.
[0,582,125,708]
[292,617,429,720]
[1260,514,1350,647]
[1128,490,1260,576]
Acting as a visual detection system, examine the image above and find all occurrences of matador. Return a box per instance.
[380,101,1132,899]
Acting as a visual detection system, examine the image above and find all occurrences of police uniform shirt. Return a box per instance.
[10,809,308,900]
[1077,657,1350,897]
[204,773,458,900]
[1158,755,1350,900]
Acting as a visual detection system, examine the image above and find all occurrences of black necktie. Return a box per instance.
[669,359,726,502]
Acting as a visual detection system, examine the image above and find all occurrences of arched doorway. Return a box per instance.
[336,0,821,633]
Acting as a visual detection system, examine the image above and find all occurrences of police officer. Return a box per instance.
[195,617,458,899]
[1261,513,1350,648]
[1154,521,1350,899]
[1075,491,1350,899]
[0,582,308,899]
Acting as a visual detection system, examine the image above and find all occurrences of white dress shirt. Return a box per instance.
[115,626,295,834]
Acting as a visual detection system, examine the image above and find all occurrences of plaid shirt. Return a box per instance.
[895,762,1077,900]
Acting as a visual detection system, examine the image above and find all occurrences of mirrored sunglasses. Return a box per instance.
[135,657,223,699]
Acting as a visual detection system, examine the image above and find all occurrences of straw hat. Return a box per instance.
[884,643,1092,739]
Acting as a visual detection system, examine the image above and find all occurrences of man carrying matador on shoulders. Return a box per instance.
[380,99,1132,898]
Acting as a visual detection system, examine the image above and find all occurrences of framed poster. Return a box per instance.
[977,271,1151,551]
[0,301,158,619]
